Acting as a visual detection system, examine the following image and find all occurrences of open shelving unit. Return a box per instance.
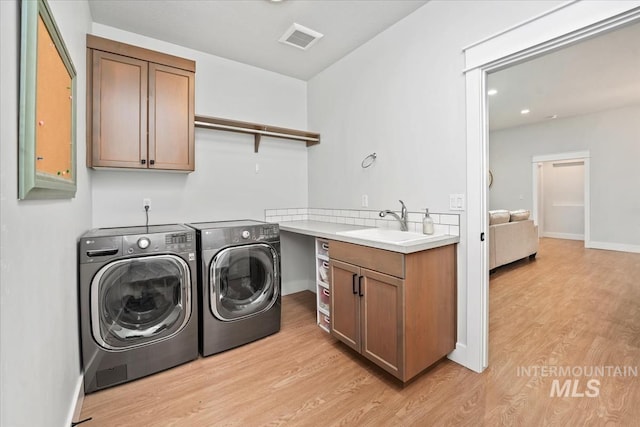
[194,114,320,153]
[315,238,331,333]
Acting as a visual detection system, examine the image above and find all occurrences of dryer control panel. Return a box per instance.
[199,223,279,250]
[234,224,279,243]
[260,224,279,239]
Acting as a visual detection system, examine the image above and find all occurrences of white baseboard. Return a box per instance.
[586,241,640,254]
[65,375,84,426]
[542,232,584,241]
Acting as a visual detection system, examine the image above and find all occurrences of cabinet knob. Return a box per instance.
[150,159,155,165]
[141,159,146,165]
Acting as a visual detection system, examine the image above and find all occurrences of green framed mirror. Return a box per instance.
[19,0,77,199]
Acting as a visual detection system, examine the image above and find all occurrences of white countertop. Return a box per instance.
[279,220,459,254]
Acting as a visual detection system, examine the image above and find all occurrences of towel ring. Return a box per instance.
[361,153,377,168]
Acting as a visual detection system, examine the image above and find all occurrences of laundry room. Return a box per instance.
[3,1,640,426]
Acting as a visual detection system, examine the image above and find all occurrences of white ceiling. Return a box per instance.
[88,1,639,126]
[87,0,428,81]
[488,21,640,131]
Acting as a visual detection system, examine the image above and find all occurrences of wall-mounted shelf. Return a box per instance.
[194,114,320,153]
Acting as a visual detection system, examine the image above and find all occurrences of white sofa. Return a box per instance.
[489,210,539,271]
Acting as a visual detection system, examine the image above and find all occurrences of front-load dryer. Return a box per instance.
[187,220,281,356]
[78,224,198,393]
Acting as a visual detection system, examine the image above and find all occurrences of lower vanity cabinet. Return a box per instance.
[329,240,456,382]
[331,259,404,377]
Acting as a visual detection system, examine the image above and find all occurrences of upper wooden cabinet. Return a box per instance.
[86,35,195,171]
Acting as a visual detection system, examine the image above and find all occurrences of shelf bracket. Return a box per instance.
[254,134,261,153]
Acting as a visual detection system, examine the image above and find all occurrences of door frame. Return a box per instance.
[531,151,590,244]
[461,2,640,373]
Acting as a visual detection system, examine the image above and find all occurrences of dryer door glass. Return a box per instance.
[91,255,192,350]
[210,243,279,321]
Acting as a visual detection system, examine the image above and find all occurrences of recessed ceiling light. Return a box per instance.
[487,89,498,96]
[545,114,558,119]
[521,109,530,115]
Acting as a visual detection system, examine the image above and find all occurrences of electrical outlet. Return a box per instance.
[361,194,369,207]
[143,198,151,210]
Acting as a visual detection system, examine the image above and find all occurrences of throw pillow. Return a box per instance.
[510,209,530,221]
[489,210,510,225]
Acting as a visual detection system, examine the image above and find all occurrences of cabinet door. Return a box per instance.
[91,51,148,168]
[361,268,404,378]
[148,63,195,171]
[329,259,360,351]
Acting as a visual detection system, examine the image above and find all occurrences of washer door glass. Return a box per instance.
[91,255,191,350]
[211,243,279,321]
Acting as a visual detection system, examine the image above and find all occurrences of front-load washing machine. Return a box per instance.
[78,224,198,393]
[187,220,281,356]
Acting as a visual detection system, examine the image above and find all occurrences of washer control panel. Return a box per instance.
[163,232,194,252]
[122,232,195,254]
[137,237,151,249]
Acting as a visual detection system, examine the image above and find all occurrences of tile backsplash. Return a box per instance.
[264,207,460,236]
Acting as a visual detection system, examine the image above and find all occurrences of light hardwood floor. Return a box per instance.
[79,238,640,426]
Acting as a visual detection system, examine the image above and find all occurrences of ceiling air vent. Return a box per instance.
[279,23,323,50]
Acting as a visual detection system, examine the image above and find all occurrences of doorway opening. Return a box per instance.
[463,4,640,373]
[532,152,590,244]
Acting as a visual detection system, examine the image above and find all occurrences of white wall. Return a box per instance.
[0,1,93,426]
[490,105,640,248]
[90,24,308,227]
[541,161,585,239]
[306,0,563,362]
[280,232,316,295]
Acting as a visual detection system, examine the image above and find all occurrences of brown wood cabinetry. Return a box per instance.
[86,35,195,171]
[329,240,456,382]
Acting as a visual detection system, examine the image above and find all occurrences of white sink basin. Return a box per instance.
[336,228,443,245]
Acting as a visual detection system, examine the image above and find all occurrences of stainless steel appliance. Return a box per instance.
[78,224,198,393]
[187,220,281,356]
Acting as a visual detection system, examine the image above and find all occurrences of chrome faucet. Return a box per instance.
[379,200,408,231]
